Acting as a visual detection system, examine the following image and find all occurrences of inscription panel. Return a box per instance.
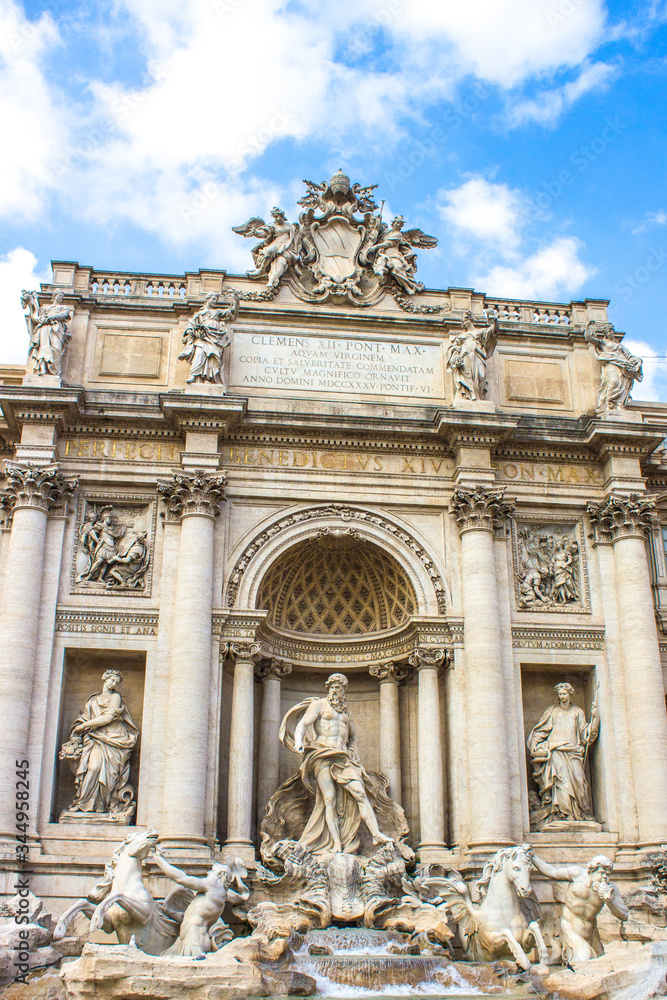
[230,330,444,399]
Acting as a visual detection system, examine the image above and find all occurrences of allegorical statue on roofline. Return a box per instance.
[260,672,409,862]
[21,288,72,378]
[179,290,239,389]
[232,170,440,312]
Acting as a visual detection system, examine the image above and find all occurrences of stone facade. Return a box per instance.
[1,179,667,925]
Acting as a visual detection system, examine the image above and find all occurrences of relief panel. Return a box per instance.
[512,517,589,613]
[70,494,156,597]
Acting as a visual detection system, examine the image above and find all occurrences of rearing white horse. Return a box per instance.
[422,844,549,970]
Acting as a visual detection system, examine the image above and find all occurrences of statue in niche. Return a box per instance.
[445,313,495,401]
[76,504,151,591]
[516,524,580,610]
[260,673,409,861]
[59,669,139,822]
[585,322,643,415]
[179,290,239,387]
[152,847,250,957]
[232,209,302,291]
[531,853,628,963]
[369,215,437,295]
[21,289,72,377]
[527,682,599,830]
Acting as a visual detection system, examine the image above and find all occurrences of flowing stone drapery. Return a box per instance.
[226,642,261,859]
[0,464,77,843]
[156,470,225,848]
[451,484,514,849]
[588,494,667,845]
[369,662,409,805]
[256,658,292,827]
[408,648,445,856]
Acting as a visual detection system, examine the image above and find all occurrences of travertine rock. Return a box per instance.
[60,943,316,1000]
[537,942,667,1000]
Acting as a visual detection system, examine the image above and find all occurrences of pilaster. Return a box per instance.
[226,641,262,863]
[256,658,292,827]
[408,647,446,860]
[369,661,409,805]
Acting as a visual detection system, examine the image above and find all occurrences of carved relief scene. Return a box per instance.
[513,519,587,612]
[71,496,155,595]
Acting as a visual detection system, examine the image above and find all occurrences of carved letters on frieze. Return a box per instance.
[71,495,156,597]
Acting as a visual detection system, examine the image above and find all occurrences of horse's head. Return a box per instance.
[122,828,159,860]
[20,290,33,310]
[504,844,533,898]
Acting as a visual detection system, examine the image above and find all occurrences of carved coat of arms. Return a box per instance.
[232,170,439,311]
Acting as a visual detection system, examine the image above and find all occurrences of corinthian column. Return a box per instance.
[451,484,514,849]
[369,662,409,804]
[409,647,445,857]
[226,641,261,861]
[256,658,292,827]
[0,464,77,842]
[588,494,667,846]
[156,470,225,849]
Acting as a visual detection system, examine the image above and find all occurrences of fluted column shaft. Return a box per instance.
[452,485,514,848]
[226,643,260,858]
[256,659,291,827]
[410,650,445,852]
[589,494,667,845]
[0,465,76,842]
[369,662,407,805]
[157,470,225,847]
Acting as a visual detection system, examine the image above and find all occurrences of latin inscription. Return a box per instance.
[225,447,453,475]
[230,332,444,398]
[59,439,179,462]
[495,462,603,485]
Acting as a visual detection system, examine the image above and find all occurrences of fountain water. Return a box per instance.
[291,927,533,996]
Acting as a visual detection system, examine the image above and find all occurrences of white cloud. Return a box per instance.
[477,236,594,300]
[389,0,607,88]
[0,0,65,218]
[506,61,617,127]
[631,210,667,235]
[0,248,48,365]
[438,177,525,253]
[623,338,667,402]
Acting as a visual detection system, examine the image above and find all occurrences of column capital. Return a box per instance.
[369,661,410,683]
[0,462,77,516]
[256,658,292,681]
[409,647,446,671]
[587,492,656,543]
[230,641,261,662]
[156,469,226,521]
[450,484,514,534]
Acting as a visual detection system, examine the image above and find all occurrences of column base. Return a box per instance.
[417,842,449,865]
[222,839,256,866]
[157,836,213,860]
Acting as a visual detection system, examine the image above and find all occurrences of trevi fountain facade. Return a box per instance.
[0,172,666,999]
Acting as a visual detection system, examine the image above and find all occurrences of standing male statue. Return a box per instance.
[260,673,408,859]
[527,682,599,828]
[531,853,628,963]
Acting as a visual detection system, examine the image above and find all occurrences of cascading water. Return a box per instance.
[291,927,528,996]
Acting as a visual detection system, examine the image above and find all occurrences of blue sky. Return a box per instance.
[1,0,667,397]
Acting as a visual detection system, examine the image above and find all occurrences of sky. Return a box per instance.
[1,0,667,398]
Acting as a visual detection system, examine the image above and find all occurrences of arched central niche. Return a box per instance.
[257,534,417,636]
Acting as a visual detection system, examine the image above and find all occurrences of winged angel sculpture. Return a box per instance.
[232,169,440,310]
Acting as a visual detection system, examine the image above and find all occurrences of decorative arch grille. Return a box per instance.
[256,537,417,635]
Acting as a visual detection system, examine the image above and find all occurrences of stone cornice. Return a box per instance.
[0,462,77,515]
[450,484,515,534]
[156,469,226,520]
[587,493,657,543]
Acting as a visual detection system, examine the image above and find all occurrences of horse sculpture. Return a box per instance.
[420,844,549,970]
[53,829,190,955]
